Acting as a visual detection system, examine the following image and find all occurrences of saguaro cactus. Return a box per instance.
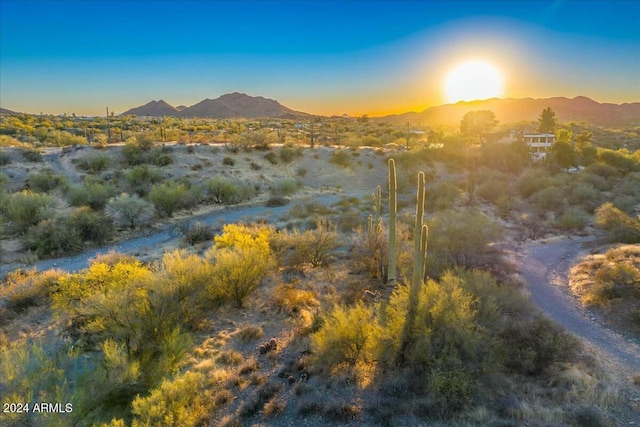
[388,159,397,285]
[397,170,428,366]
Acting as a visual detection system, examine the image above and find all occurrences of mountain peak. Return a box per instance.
[121,99,179,117]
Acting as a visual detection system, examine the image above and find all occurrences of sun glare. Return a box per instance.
[444,60,504,104]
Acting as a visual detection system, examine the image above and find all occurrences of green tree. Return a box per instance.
[460,110,498,142]
[574,130,593,150]
[537,107,557,133]
[552,140,576,168]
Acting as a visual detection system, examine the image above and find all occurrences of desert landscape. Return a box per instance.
[1,1,639,426]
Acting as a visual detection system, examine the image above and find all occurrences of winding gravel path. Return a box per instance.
[517,237,640,373]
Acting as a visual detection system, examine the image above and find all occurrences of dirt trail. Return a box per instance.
[517,237,640,373]
[0,193,346,277]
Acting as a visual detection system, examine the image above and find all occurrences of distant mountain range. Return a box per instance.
[380,96,640,127]
[121,92,310,119]
[2,95,638,126]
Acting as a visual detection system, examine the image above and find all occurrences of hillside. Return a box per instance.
[0,107,19,115]
[179,92,310,119]
[380,96,640,127]
[121,93,311,119]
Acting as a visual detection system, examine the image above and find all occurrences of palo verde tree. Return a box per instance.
[537,107,557,133]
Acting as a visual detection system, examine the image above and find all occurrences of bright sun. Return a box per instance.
[444,60,504,104]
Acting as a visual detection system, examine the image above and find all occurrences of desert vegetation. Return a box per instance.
[1,111,639,425]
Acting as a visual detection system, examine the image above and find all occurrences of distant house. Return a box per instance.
[524,133,555,161]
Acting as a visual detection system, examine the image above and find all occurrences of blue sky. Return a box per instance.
[1,0,639,116]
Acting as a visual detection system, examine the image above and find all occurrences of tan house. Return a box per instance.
[524,133,555,161]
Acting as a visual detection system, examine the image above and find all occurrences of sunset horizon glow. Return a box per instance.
[1,1,638,117]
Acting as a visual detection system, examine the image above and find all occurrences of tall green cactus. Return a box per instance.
[388,159,397,285]
[397,170,428,366]
[373,184,382,227]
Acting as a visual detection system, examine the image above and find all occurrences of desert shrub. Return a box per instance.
[0,268,66,313]
[476,180,511,205]
[5,190,55,233]
[68,206,114,243]
[500,316,578,375]
[67,181,116,210]
[426,208,502,276]
[264,151,278,165]
[222,156,235,166]
[204,176,254,205]
[591,262,640,303]
[276,217,339,267]
[279,145,301,163]
[131,371,213,427]
[555,207,589,231]
[376,274,487,414]
[379,275,484,369]
[20,147,43,162]
[612,195,639,214]
[126,165,163,197]
[262,396,286,418]
[155,250,216,326]
[235,325,264,343]
[264,196,289,207]
[584,161,620,179]
[311,302,381,369]
[516,168,553,198]
[0,150,10,166]
[121,140,171,166]
[76,153,112,173]
[330,150,351,168]
[26,217,83,256]
[288,201,334,218]
[616,172,640,197]
[180,221,214,245]
[598,148,640,174]
[216,350,244,366]
[271,283,319,316]
[149,182,192,217]
[105,193,155,229]
[206,224,274,307]
[425,180,462,211]
[567,182,603,212]
[530,185,567,213]
[595,202,640,243]
[270,178,299,197]
[152,152,173,166]
[579,172,611,192]
[26,170,68,192]
[0,172,8,191]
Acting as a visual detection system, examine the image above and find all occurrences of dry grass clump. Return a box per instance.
[233,325,264,343]
[270,282,319,315]
[213,389,234,407]
[216,350,244,366]
[238,357,259,375]
[261,395,286,418]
